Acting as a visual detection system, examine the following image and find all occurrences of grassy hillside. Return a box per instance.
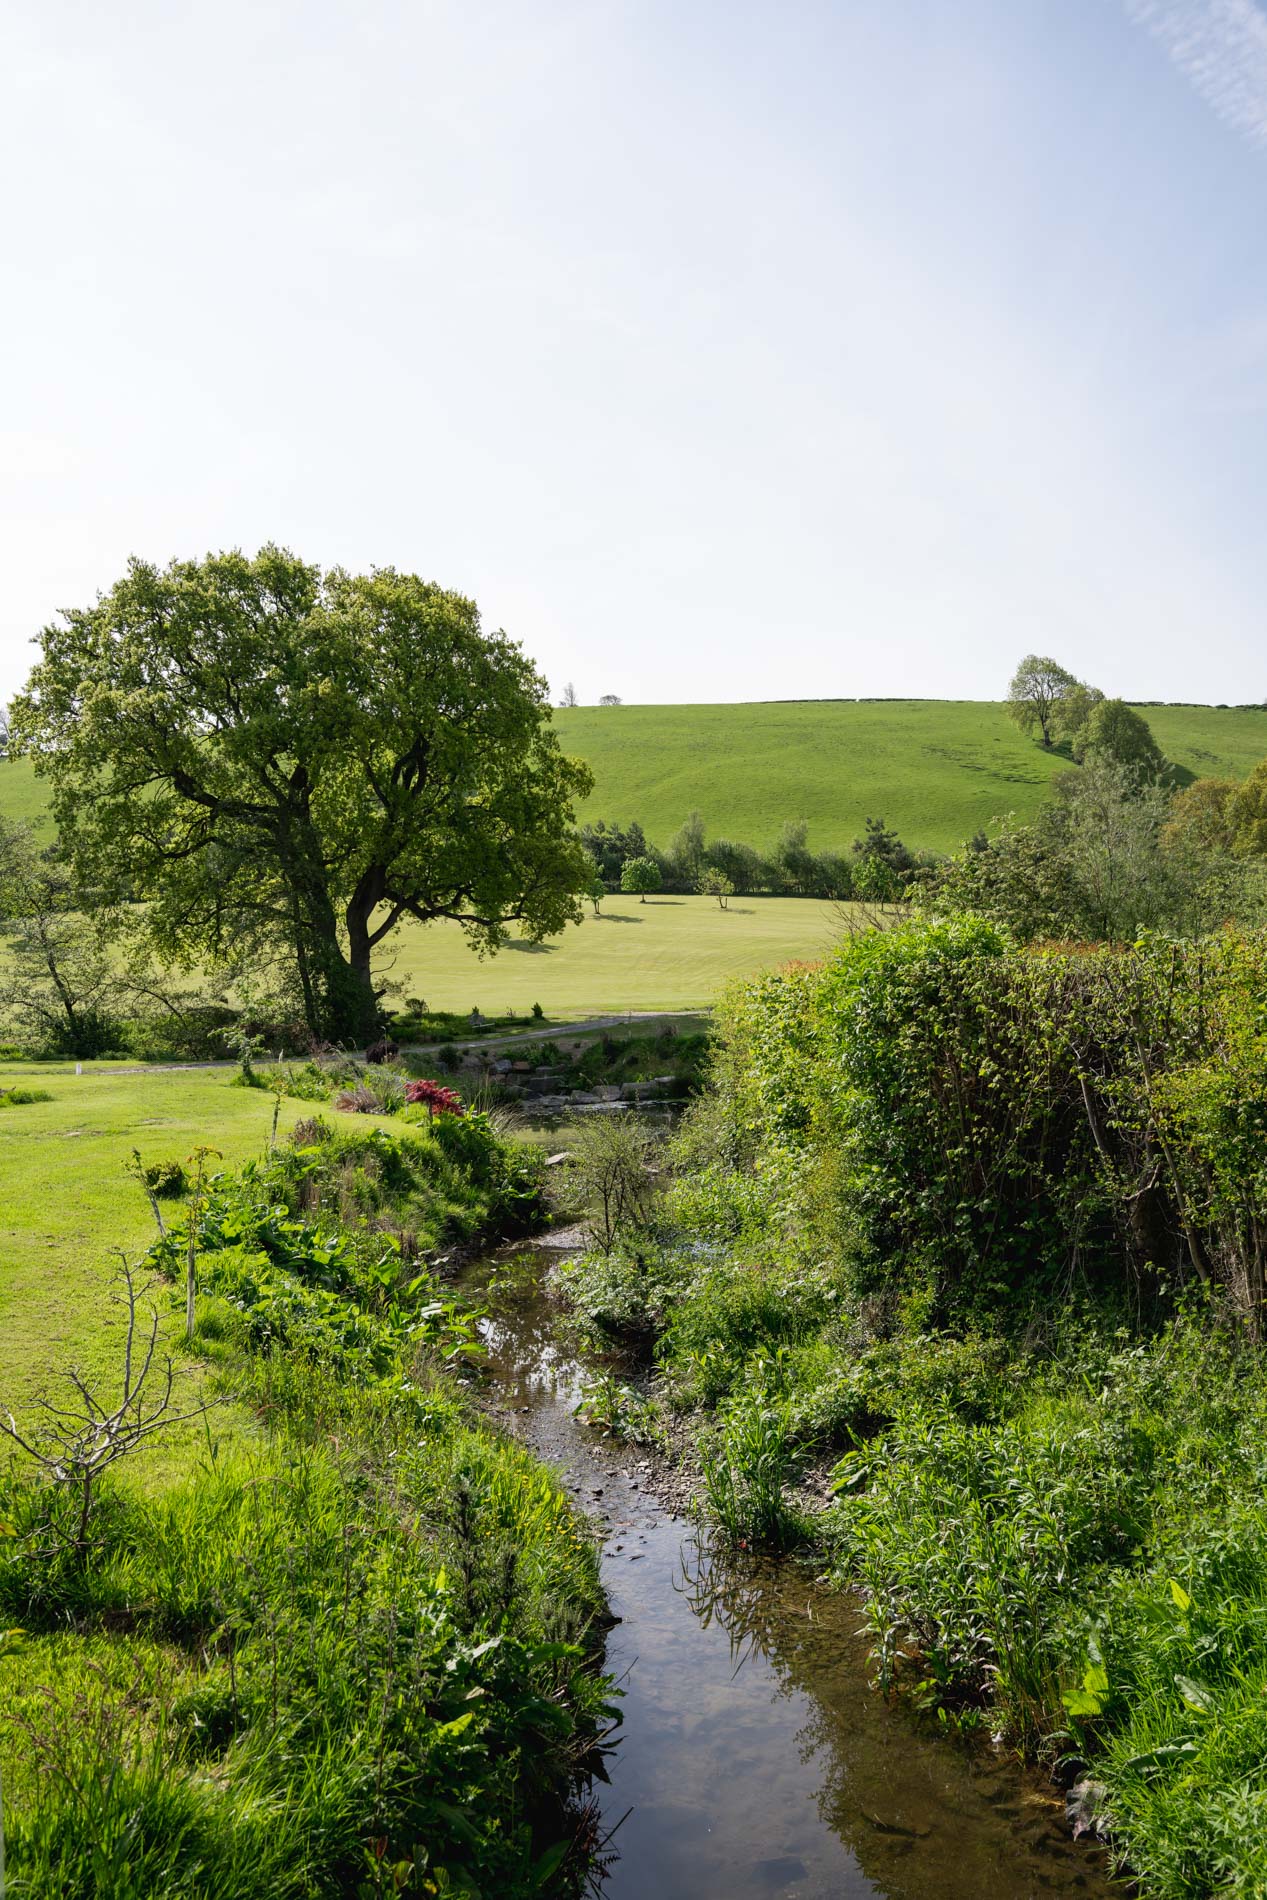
[6,699,1267,857]
[0,753,52,829]
[558,700,1267,852]
[389,894,848,1014]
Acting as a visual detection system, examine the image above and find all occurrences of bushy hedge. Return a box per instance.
[705,917,1267,1326]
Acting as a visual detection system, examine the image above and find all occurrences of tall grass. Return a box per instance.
[0,1119,607,1897]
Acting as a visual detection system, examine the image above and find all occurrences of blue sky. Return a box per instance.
[2,0,1265,706]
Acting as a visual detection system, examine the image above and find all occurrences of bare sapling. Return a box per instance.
[129,1145,167,1238]
[0,1256,221,1555]
[184,1145,220,1342]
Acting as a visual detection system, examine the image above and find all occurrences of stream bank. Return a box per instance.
[462,1246,1116,1900]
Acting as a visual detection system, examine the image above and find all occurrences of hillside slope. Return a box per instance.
[5,700,1266,856]
[557,700,1267,853]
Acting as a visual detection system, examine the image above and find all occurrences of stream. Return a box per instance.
[462,1248,1116,1900]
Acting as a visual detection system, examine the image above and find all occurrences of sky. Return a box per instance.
[2,0,1266,708]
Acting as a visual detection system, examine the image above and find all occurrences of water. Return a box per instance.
[465,1250,1115,1900]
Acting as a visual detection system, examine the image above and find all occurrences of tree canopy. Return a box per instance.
[12,548,594,1041]
[1075,698,1164,778]
[620,856,662,901]
[1006,655,1077,746]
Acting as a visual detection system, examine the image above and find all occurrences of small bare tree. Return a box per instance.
[0,1258,220,1554]
[562,1115,659,1254]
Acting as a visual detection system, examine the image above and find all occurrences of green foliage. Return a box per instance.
[701,1376,802,1551]
[140,1156,187,1198]
[923,755,1239,942]
[12,548,594,1042]
[820,1322,1267,1892]
[702,914,1267,1324]
[0,1086,52,1107]
[0,1097,605,1897]
[1076,697,1165,777]
[558,1115,658,1255]
[619,856,661,901]
[1006,654,1078,746]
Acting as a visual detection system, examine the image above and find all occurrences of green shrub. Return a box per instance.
[0,1085,52,1106]
[700,1372,802,1550]
[141,1156,187,1198]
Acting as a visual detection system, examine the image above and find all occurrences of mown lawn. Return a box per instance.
[0,1065,400,1481]
[389,893,848,1015]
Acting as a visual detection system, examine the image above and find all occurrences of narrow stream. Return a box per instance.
[463,1249,1116,1900]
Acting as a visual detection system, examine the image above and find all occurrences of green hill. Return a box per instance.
[557,700,1267,853]
[5,700,1267,857]
[0,755,53,831]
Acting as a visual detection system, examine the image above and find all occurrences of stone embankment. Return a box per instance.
[457,1051,683,1115]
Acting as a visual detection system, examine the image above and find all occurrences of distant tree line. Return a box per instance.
[580,810,930,903]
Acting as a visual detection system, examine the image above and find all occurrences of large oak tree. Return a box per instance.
[12,547,594,1041]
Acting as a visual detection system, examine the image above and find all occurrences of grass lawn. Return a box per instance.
[0,1064,400,1482]
[385,894,848,1015]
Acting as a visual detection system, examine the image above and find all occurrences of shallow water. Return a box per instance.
[465,1252,1115,1900]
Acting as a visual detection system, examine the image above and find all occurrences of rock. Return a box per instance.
[1065,1779,1108,1841]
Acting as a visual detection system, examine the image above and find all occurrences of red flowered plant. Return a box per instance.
[404,1078,466,1119]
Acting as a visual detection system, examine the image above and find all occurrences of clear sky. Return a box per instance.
[2,0,1266,707]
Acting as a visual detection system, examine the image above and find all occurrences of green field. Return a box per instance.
[0,1065,400,1474]
[557,700,1267,851]
[386,894,848,1015]
[8,698,1267,856]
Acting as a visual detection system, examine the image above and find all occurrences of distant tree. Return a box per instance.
[697,867,734,910]
[580,818,651,885]
[851,853,904,903]
[852,816,914,876]
[620,856,662,902]
[0,704,9,757]
[598,693,622,706]
[1229,758,1267,857]
[1075,698,1164,779]
[1163,776,1239,855]
[0,819,119,1055]
[1052,679,1104,750]
[923,758,1227,941]
[706,837,763,895]
[669,809,707,887]
[585,870,605,915]
[816,851,854,900]
[1006,655,1077,747]
[773,819,816,894]
[559,681,579,708]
